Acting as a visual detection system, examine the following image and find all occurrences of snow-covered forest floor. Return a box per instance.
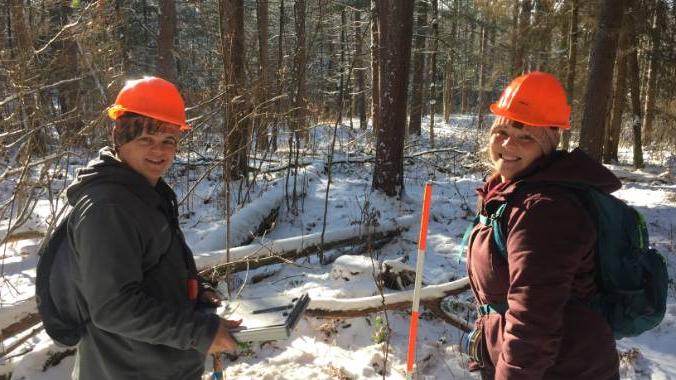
[1,115,675,379]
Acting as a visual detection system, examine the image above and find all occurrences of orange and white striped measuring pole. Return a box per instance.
[406,181,433,380]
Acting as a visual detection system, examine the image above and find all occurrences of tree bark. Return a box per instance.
[532,0,552,72]
[626,3,644,169]
[372,0,413,197]
[220,0,249,178]
[291,0,307,140]
[603,25,629,163]
[641,0,662,145]
[114,0,130,75]
[561,0,579,151]
[476,22,488,130]
[273,0,286,152]
[156,0,177,82]
[513,0,531,75]
[442,0,458,123]
[428,0,439,147]
[578,0,626,162]
[370,0,379,133]
[509,0,520,76]
[408,0,427,136]
[255,0,271,151]
[336,8,347,125]
[353,9,367,130]
[442,56,453,124]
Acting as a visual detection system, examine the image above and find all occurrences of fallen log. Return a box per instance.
[1,312,41,342]
[305,277,472,332]
[187,183,286,252]
[196,215,417,278]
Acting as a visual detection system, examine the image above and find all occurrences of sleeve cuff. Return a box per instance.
[192,313,220,354]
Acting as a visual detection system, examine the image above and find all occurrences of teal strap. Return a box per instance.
[478,302,508,316]
[477,203,509,260]
[491,204,508,260]
[458,215,480,258]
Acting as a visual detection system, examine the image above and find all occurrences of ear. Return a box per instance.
[111,125,119,149]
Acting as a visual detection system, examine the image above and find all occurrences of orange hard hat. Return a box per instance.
[107,76,191,131]
[490,71,570,129]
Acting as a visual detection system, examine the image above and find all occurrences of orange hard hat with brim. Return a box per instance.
[107,76,191,131]
[490,71,571,129]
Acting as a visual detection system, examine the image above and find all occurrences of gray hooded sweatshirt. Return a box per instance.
[66,147,219,380]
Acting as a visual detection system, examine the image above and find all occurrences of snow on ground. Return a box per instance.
[1,115,675,379]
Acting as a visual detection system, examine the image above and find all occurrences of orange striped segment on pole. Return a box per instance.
[406,181,433,380]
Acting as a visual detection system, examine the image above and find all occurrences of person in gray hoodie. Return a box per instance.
[67,77,239,379]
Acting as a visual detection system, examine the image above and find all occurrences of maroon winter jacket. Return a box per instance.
[466,149,621,380]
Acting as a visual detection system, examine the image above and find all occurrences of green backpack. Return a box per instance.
[461,182,668,339]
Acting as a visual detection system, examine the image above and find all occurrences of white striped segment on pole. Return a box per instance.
[406,182,433,380]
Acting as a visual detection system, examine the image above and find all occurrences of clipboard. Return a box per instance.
[221,294,310,342]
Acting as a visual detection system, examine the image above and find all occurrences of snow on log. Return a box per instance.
[196,215,417,276]
[305,277,472,331]
[187,183,286,252]
[306,277,470,313]
[0,299,40,338]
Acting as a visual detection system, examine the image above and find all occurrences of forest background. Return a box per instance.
[1,0,675,211]
[1,0,676,378]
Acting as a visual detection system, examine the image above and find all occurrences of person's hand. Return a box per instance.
[208,318,242,353]
[200,289,222,307]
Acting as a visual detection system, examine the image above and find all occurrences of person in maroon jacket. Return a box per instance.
[465,72,621,380]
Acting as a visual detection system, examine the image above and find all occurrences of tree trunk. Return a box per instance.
[442,57,453,123]
[114,0,130,75]
[626,3,644,169]
[603,26,629,164]
[513,0,531,75]
[273,0,286,152]
[156,0,177,82]
[220,0,249,178]
[255,0,271,151]
[336,8,347,125]
[561,0,578,151]
[442,0,458,123]
[476,23,488,130]
[641,0,662,145]
[578,0,625,162]
[428,0,438,147]
[8,0,31,62]
[292,0,307,140]
[353,9,367,130]
[370,0,379,133]
[509,0,520,76]
[532,0,552,72]
[408,0,428,136]
[372,0,413,197]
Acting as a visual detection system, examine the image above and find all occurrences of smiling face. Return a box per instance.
[117,128,180,186]
[489,117,545,181]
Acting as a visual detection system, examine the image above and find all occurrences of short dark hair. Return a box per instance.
[112,113,180,148]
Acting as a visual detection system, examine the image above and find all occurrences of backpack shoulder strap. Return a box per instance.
[478,203,509,260]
